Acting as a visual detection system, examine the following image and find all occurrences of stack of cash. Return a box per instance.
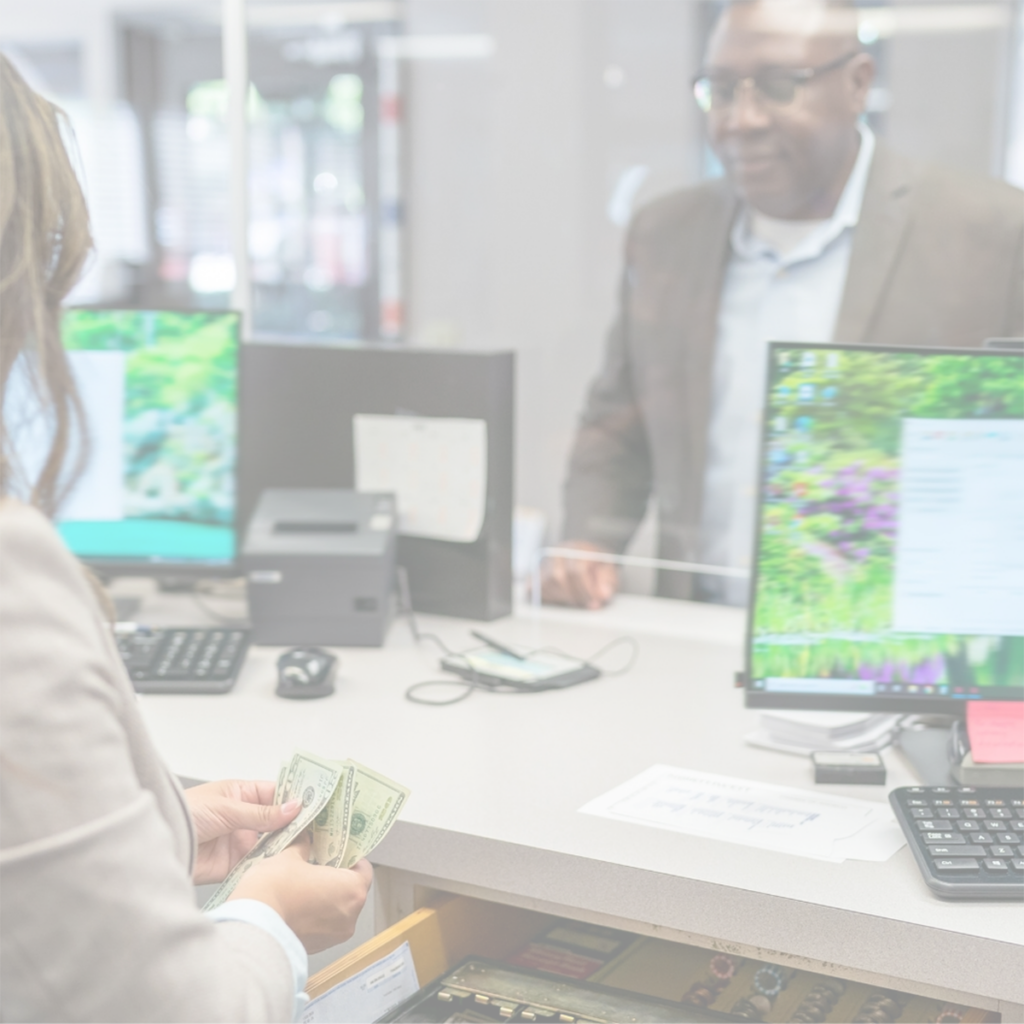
[203,751,410,911]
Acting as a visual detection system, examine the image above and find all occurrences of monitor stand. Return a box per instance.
[895,725,956,786]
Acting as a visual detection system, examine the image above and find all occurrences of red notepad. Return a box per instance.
[966,702,1024,764]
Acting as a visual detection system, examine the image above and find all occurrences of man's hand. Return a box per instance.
[540,540,619,610]
[229,832,373,953]
[185,779,301,885]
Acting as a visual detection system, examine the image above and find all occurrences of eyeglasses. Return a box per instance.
[692,51,859,114]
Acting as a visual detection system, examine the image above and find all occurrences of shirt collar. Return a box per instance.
[730,122,876,266]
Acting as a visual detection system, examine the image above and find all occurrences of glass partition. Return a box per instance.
[3,0,1021,605]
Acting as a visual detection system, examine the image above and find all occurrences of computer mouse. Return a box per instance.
[276,647,337,699]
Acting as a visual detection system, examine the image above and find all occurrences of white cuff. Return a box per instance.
[207,899,309,1020]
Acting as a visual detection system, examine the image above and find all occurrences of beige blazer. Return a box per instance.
[562,143,1024,598]
[0,501,294,1022]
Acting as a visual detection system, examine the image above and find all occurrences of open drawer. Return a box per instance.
[308,893,557,1001]
[307,894,999,1023]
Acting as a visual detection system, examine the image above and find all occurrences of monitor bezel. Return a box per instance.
[59,305,242,579]
[744,340,1024,715]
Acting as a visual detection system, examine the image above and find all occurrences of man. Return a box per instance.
[545,0,1023,609]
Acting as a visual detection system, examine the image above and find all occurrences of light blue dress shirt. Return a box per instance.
[699,125,876,605]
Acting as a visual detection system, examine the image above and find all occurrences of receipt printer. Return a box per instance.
[243,489,396,646]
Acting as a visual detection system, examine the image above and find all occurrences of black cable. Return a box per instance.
[397,566,640,705]
[398,580,641,704]
[530,636,640,677]
[396,566,456,656]
[405,678,477,705]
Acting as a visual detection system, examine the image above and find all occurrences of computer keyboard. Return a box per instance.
[889,785,1024,899]
[115,626,250,694]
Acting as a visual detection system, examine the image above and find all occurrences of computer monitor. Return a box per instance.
[745,341,1024,714]
[53,308,240,574]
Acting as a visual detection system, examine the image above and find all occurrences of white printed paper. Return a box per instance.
[354,414,487,543]
[580,765,905,862]
[302,941,420,1024]
[892,418,1024,636]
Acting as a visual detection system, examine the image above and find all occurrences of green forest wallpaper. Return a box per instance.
[751,347,1023,693]
[60,309,238,562]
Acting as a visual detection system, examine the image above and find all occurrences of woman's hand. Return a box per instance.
[229,832,374,953]
[185,779,301,885]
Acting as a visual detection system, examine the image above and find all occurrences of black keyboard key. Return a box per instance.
[984,858,1009,871]
[997,833,1020,844]
[117,627,249,694]
[923,832,963,844]
[1013,859,1024,870]
[117,635,162,670]
[180,636,203,670]
[930,845,986,857]
[933,858,979,871]
[936,808,960,819]
[910,808,932,819]
[916,820,943,831]
[989,807,1013,818]
[956,821,979,831]
[905,798,930,807]
[963,807,986,818]
[975,832,996,844]
[990,846,1014,857]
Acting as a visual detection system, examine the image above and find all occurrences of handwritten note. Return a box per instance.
[302,941,419,1024]
[966,702,1024,764]
[580,765,904,862]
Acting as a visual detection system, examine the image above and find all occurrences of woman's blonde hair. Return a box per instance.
[0,54,93,514]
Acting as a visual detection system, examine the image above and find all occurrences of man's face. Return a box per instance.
[703,4,874,219]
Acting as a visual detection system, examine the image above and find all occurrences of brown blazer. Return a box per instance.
[562,143,1024,598]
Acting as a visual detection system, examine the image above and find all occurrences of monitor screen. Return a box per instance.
[746,342,1024,712]
[55,308,240,571]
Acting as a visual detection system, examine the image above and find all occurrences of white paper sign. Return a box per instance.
[580,765,905,862]
[302,941,420,1024]
[354,414,487,543]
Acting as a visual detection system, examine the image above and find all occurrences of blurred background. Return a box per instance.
[2,0,1022,592]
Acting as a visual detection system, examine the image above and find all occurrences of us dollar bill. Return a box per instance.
[272,761,288,807]
[312,760,354,867]
[202,751,342,910]
[339,761,410,869]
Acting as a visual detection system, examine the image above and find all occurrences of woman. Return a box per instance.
[0,55,371,1022]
